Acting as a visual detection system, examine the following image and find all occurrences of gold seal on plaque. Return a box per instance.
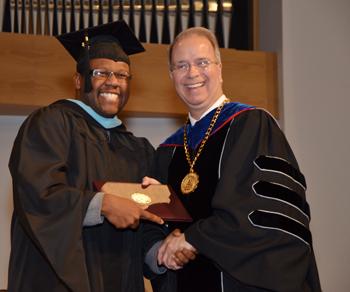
[181,172,199,195]
[131,193,152,205]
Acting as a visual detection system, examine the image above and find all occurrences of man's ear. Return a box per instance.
[169,70,174,80]
[74,73,82,90]
[218,63,223,83]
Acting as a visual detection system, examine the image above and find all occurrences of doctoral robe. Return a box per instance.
[153,102,321,292]
[8,100,168,292]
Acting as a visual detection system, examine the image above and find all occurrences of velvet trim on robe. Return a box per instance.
[153,103,321,292]
[161,102,254,148]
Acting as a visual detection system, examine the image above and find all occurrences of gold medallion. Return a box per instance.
[181,99,229,195]
[181,172,199,194]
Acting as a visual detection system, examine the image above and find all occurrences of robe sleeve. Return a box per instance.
[9,107,93,291]
[151,146,174,183]
[141,222,168,278]
[183,109,320,291]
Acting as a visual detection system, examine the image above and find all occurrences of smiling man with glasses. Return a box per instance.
[144,27,322,292]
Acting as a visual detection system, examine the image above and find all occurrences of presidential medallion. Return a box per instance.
[181,172,199,194]
[181,99,228,195]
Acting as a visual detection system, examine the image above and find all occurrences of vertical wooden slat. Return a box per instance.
[61,0,67,34]
[161,0,170,44]
[252,0,259,50]
[139,0,146,42]
[118,0,124,20]
[21,0,27,33]
[70,0,76,32]
[14,0,19,33]
[150,0,158,43]
[128,0,135,32]
[108,0,114,23]
[174,0,182,38]
[52,0,59,35]
[229,0,237,48]
[215,0,224,47]
[188,0,195,28]
[2,0,12,32]
[36,0,42,34]
[79,0,85,29]
[88,0,94,28]
[98,0,104,25]
[44,0,50,35]
[229,0,252,50]
[201,0,209,29]
[28,0,34,34]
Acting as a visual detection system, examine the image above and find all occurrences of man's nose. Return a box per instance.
[105,72,121,85]
[187,64,201,76]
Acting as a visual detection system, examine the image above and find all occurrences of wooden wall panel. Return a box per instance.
[0,32,278,117]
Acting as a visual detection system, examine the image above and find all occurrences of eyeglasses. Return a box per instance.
[170,59,219,73]
[90,69,132,81]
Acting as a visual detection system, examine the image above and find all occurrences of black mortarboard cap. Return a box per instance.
[56,20,145,92]
[56,20,144,65]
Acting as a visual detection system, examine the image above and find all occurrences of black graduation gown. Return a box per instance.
[153,103,322,292]
[8,100,170,292]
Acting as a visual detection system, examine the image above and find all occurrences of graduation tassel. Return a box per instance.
[82,35,93,93]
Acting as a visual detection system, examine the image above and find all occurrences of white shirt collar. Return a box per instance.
[188,95,227,126]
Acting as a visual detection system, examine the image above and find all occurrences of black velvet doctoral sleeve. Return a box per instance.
[9,106,94,291]
[183,109,321,291]
[151,146,175,183]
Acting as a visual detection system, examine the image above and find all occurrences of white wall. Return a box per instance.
[1,0,350,290]
[281,1,350,291]
[0,116,26,289]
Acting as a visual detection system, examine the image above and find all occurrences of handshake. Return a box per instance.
[157,228,197,270]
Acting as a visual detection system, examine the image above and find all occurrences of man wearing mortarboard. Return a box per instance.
[7,20,175,292]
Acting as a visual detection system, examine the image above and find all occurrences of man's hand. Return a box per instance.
[142,176,161,187]
[101,193,164,229]
[158,229,197,270]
